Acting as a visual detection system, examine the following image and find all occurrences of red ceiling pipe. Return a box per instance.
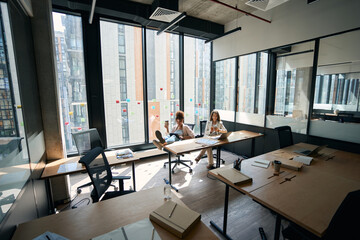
[209,0,271,24]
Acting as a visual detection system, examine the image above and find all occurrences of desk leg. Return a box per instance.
[274,214,281,240]
[251,138,255,157]
[164,152,178,192]
[210,184,232,240]
[132,162,136,192]
[216,147,221,168]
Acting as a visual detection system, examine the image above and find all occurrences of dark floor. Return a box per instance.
[58,149,290,240]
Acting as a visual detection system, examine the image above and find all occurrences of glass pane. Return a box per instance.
[0,3,30,224]
[52,12,89,154]
[100,21,145,147]
[266,41,314,134]
[236,52,268,126]
[184,36,211,134]
[214,58,236,121]
[146,30,179,141]
[310,30,360,143]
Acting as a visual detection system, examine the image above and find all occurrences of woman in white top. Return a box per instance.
[195,110,227,169]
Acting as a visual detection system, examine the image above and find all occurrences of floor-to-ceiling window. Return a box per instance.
[236,52,268,126]
[184,36,211,134]
[100,21,145,147]
[214,58,236,121]
[52,12,89,153]
[146,30,180,141]
[0,2,29,224]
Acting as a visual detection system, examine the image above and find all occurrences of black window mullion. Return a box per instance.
[142,27,149,143]
[179,33,184,111]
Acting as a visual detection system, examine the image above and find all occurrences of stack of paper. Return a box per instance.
[116,148,134,159]
[252,159,270,169]
[195,138,218,145]
[293,156,313,165]
[149,200,201,238]
[92,218,160,240]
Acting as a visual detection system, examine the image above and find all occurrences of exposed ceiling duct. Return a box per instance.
[245,0,289,12]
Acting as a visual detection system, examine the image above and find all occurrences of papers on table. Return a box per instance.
[116,148,134,159]
[33,231,69,240]
[92,218,160,240]
[293,156,313,166]
[195,138,219,146]
[57,162,78,174]
[251,159,270,169]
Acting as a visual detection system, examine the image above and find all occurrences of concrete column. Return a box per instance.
[30,0,64,160]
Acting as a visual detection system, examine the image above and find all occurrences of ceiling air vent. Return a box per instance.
[149,7,182,23]
[246,0,289,11]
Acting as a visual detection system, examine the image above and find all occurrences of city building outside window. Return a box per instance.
[146,29,180,141]
[184,36,211,134]
[100,21,145,147]
[52,12,89,154]
[214,58,236,121]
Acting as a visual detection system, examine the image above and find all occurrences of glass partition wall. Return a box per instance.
[310,30,360,143]
[266,41,315,134]
[237,52,268,126]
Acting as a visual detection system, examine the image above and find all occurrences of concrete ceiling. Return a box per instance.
[130,0,257,25]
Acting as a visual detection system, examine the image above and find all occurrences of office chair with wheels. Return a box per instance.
[274,126,294,148]
[282,189,360,240]
[163,123,195,173]
[72,128,118,194]
[79,147,134,203]
[199,120,225,164]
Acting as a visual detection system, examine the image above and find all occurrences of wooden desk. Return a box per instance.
[163,130,264,188]
[12,187,218,240]
[209,143,360,239]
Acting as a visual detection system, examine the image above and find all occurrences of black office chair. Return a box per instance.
[79,147,134,203]
[274,126,294,148]
[282,189,360,240]
[163,123,195,173]
[199,119,225,164]
[72,128,117,193]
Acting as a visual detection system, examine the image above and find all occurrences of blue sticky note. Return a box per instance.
[126,98,130,102]
[152,106,155,109]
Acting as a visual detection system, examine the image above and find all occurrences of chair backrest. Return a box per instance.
[274,126,294,148]
[323,189,360,240]
[185,123,195,130]
[79,147,112,202]
[199,120,207,137]
[72,128,104,155]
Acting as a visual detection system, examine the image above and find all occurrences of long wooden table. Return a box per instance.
[163,130,264,189]
[12,187,218,240]
[209,143,360,240]
[42,149,165,212]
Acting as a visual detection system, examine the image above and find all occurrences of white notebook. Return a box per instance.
[252,159,270,169]
[293,156,313,166]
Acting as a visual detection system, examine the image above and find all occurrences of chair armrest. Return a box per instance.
[113,175,131,180]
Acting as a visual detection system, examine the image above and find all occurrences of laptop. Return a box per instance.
[293,145,327,156]
[211,132,232,140]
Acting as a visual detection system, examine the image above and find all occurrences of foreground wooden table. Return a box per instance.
[12,187,218,240]
[209,143,360,239]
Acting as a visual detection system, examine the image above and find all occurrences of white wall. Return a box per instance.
[213,0,360,60]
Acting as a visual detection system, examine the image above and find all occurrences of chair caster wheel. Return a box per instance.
[163,165,166,168]
[77,188,82,194]
[172,170,175,174]
[189,169,192,173]
[190,162,193,165]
